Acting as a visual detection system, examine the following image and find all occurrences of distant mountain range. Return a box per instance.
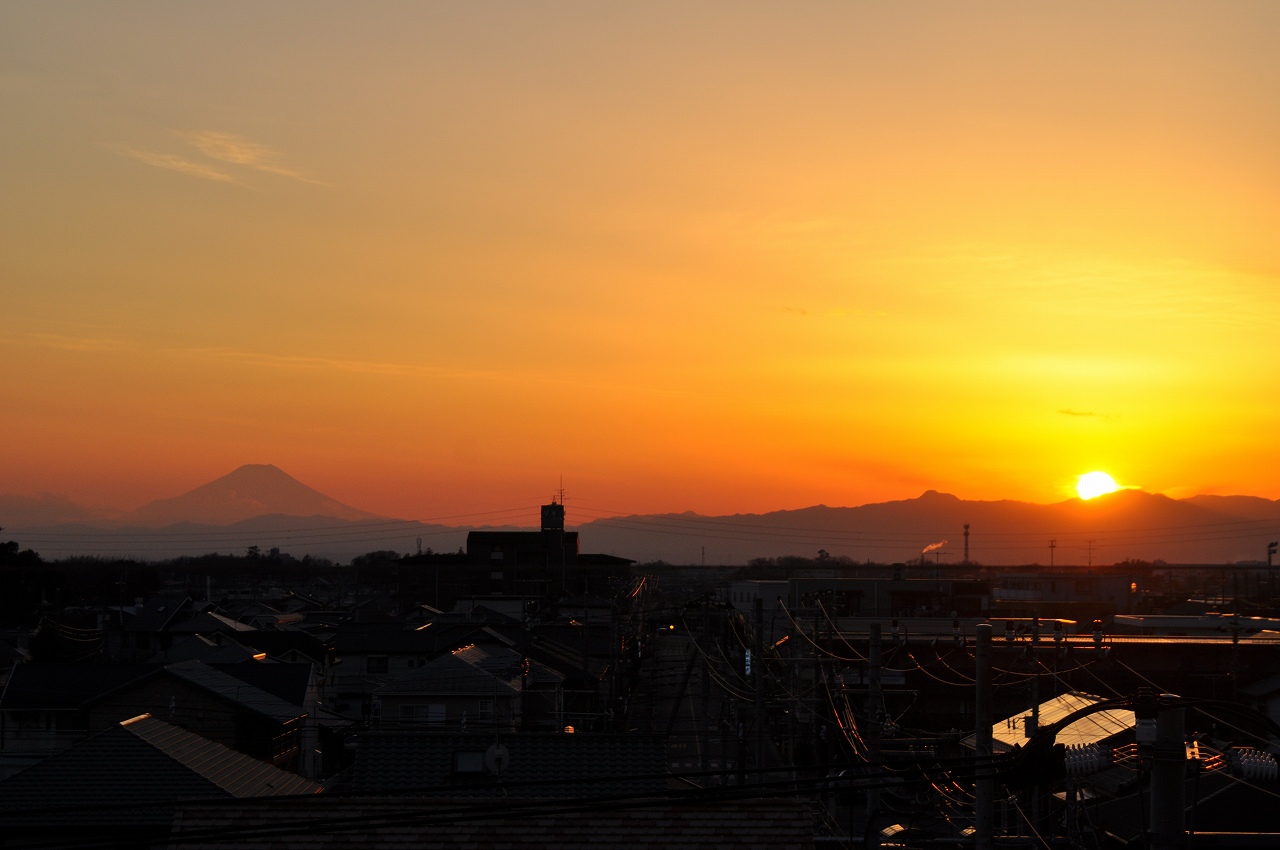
[3,466,1279,566]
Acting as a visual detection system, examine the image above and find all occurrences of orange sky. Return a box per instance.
[2,3,1279,522]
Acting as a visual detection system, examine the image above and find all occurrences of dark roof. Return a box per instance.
[0,660,313,716]
[0,663,155,711]
[127,593,193,633]
[156,635,261,664]
[482,625,609,683]
[330,622,491,655]
[163,661,307,723]
[374,652,519,699]
[221,629,331,665]
[0,715,319,827]
[453,644,562,687]
[169,796,815,849]
[349,731,668,797]
[212,660,315,707]
[169,611,256,635]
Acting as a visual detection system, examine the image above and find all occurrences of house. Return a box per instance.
[0,660,317,774]
[327,620,496,722]
[372,649,523,731]
[0,714,319,848]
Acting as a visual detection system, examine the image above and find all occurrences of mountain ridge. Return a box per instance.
[3,472,1278,565]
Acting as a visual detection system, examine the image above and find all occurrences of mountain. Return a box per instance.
[129,464,380,527]
[0,492,107,528]
[576,489,1280,567]
[6,470,1279,566]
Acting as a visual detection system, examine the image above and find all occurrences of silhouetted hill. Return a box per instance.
[577,489,1280,567]
[5,475,1279,565]
[129,464,379,527]
[0,492,106,527]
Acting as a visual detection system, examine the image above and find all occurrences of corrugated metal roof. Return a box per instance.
[122,715,320,797]
[0,715,318,828]
[990,692,1133,752]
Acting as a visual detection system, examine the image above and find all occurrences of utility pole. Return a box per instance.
[1149,706,1186,850]
[963,523,970,564]
[1087,540,1095,568]
[1048,540,1056,568]
[1029,616,1042,830]
[1266,540,1279,599]
[754,597,765,784]
[975,624,993,850]
[867,622,882,817]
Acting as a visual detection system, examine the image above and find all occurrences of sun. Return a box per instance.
[1077,471,1121,500]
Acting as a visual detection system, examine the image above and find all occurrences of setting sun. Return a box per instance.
[1077,471,1121,500]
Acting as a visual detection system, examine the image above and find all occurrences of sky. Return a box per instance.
[3,2,1279,523]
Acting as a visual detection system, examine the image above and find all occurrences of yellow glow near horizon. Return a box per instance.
[1077,472,1122,500]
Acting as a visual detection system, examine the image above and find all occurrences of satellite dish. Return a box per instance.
[485,743,510,775]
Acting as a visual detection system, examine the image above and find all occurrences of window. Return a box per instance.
[400,705,421,723]
[366,656,388,674]
[477,699,494,720]
[428,704,446,726]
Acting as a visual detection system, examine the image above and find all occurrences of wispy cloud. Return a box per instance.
[122,149,241,185]
[176,130,320,183]
[121,130,320,186]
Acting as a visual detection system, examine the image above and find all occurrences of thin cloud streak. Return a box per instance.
[177,130,323,185]
[121,149,242,185]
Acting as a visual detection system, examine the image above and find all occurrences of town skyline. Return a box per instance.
[5,462,1279,566]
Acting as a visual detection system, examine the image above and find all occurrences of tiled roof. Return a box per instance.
[349,731,668,797]
[0,715,319,828]
[169,795,815,849]
[331,623,490,655]
[452,644,564,687]
[373,652,519,699]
